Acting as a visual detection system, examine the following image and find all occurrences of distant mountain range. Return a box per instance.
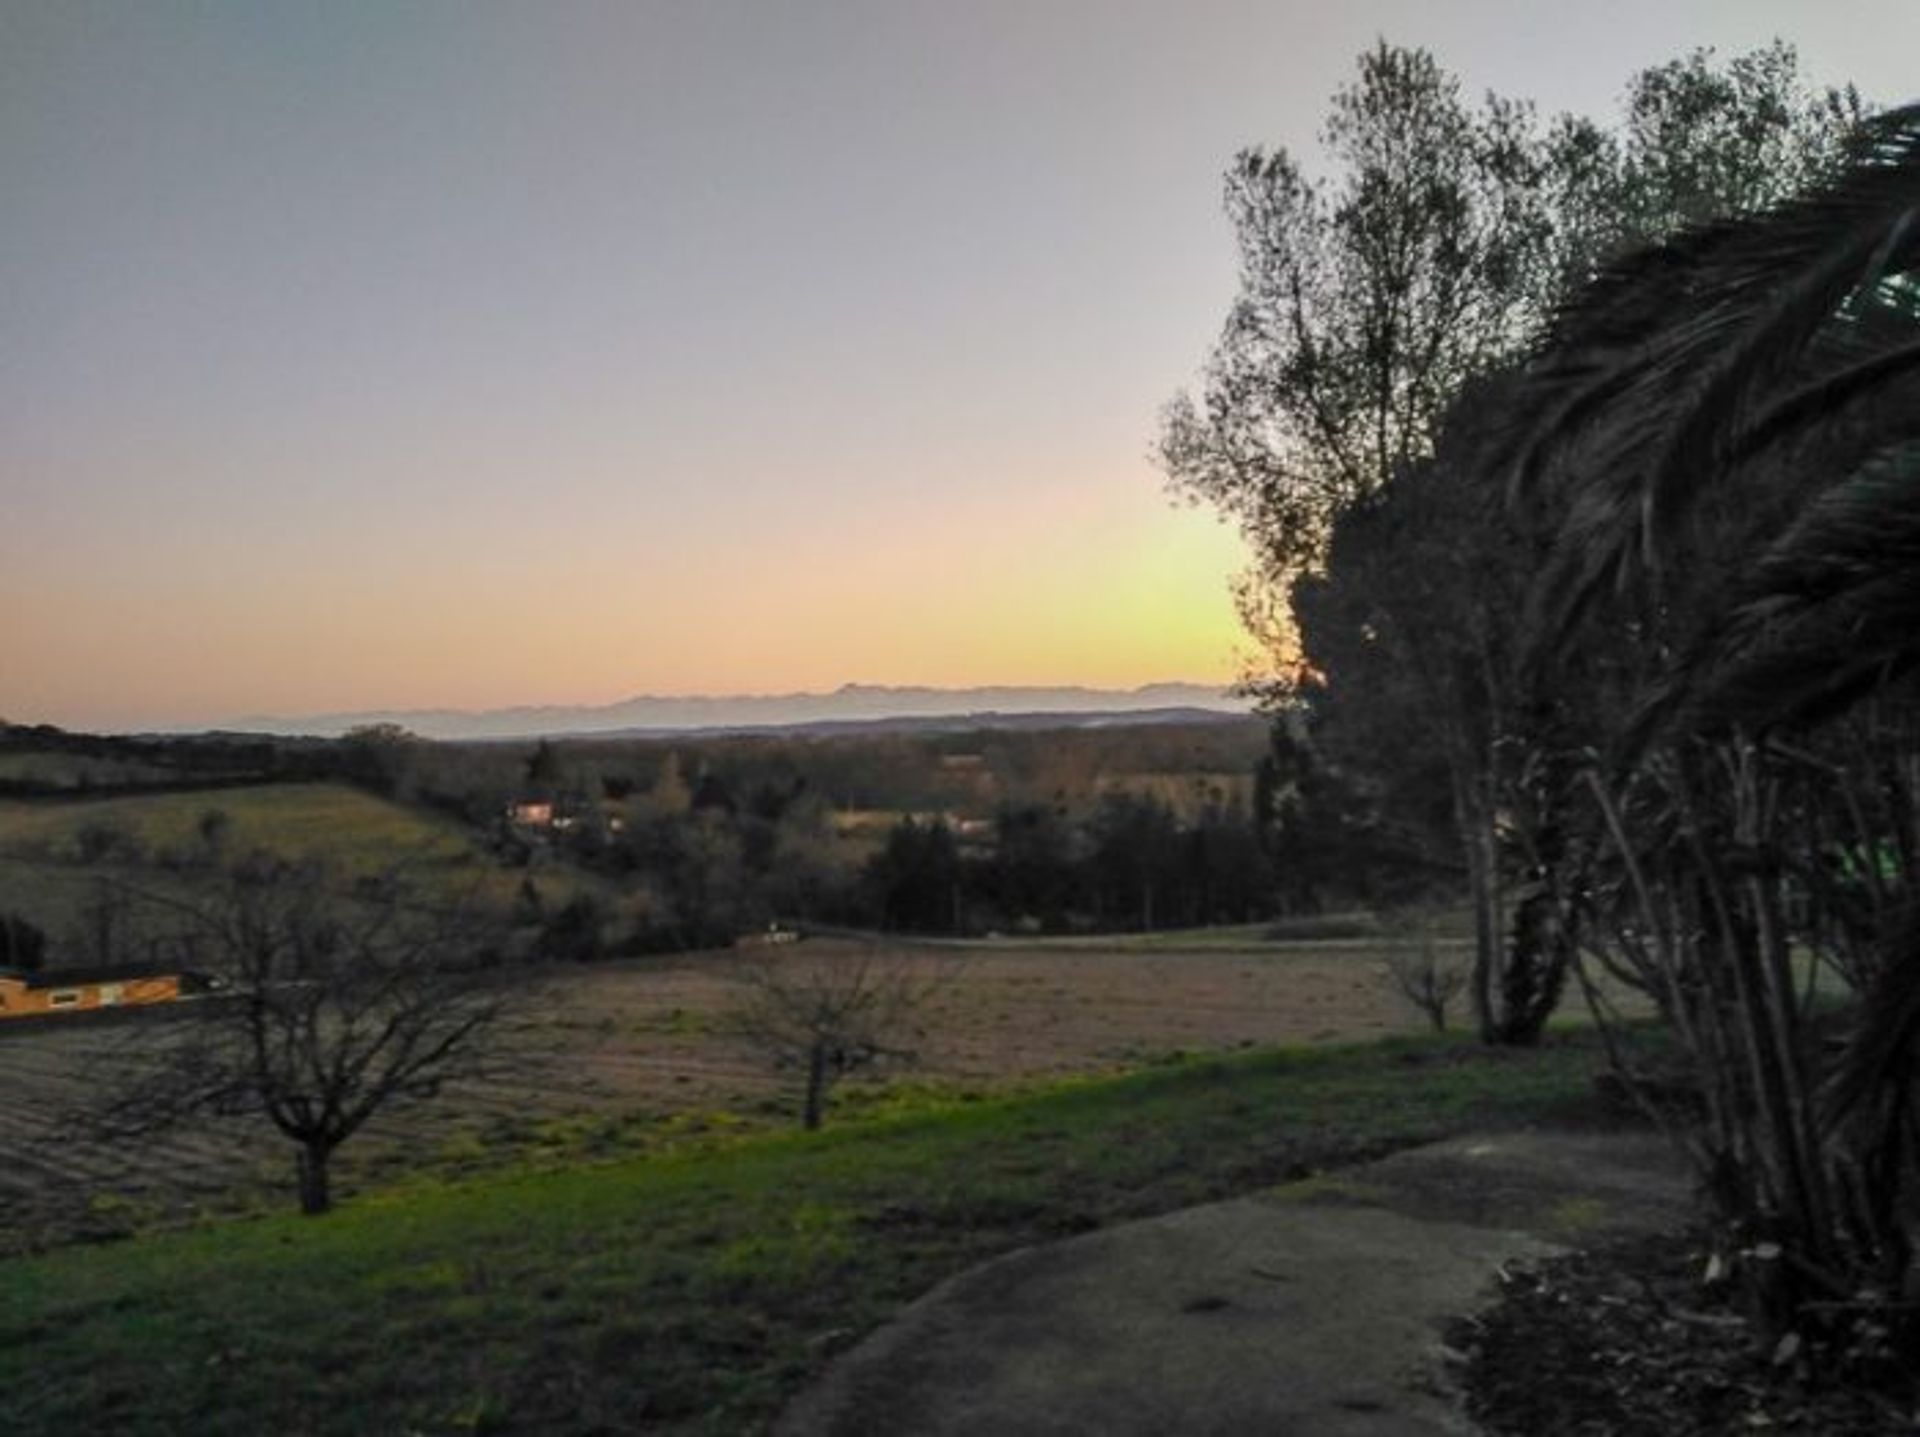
[219,683,1256,741]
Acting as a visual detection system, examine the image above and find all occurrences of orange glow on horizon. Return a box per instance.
[5,486,1253,731]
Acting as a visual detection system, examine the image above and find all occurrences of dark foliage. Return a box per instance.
[0,912,47,972]
[1458,1232,1915,1434]
[1507,99,1920,1351]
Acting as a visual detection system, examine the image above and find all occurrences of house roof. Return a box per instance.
[0,963,181,989]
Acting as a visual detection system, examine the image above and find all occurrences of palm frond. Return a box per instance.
[1642,447,1920,733]
[1511,104,1920,659]
[1738,341,1920,467]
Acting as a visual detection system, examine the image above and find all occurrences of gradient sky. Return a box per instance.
[6,2,1918,730]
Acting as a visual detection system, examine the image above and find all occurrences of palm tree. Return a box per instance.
[1504,104,1920,1342]
[1512,103,1920,731]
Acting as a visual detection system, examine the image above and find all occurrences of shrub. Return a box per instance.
[535,894,607,963]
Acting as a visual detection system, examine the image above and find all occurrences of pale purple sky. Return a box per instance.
[6,1,1916,730]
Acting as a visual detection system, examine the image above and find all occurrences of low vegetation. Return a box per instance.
[0,1030,1624,1436]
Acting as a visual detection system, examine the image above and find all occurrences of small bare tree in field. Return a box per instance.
[1382,909,1469,1032]
[725,944,943,1130]
[104,860,511,1215]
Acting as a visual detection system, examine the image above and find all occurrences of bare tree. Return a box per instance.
[1381,909,1469,1033]
[105,860,510,1215]
[724,943,944,1130]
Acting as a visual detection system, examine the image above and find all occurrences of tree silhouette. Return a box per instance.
[1510,102,1920,1340]
[103,862,509,1215]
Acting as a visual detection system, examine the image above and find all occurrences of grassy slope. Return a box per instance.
[0,783,473,869]
[0,1032,1625,1437]
[0,783,610,944]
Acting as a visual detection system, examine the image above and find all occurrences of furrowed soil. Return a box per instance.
[0,936,1440,1252]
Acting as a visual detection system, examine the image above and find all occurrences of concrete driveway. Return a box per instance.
[777,1129,1694,1436]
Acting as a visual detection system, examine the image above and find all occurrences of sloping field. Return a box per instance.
[0,936,1432,1252]
[0,783,598,952]
[0,782,474,869]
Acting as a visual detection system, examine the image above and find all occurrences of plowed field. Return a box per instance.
[0,936,1437,1251]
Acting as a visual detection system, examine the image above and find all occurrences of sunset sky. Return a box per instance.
[7,2,1919,732]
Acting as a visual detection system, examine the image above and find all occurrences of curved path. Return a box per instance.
[778,1129,1693,1436]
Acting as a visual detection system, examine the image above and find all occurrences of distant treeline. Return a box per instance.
[415,721,1270,817]
[351,720,1295,942]
[0,722,336,796]
[862,799,1275,934]
[501,782,1285,943]
[3,717,1440,946]
[0,718,1269,810]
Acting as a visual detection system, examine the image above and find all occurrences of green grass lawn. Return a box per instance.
[0,1030,1635,1436]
